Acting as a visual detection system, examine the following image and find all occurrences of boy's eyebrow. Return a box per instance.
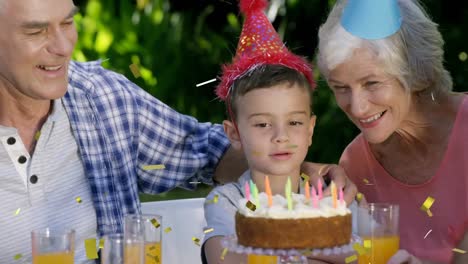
[248,111,308,119]
[20,6,79,29]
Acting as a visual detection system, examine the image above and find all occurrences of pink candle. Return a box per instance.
[317,179,323,199]
[339,188,344,204]
[244,181,251,201]
[311,186,318,208]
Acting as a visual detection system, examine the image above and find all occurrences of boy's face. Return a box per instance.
[224,83,315,178]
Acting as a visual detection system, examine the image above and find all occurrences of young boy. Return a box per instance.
[202,0,317,263]
[203,63,316,263]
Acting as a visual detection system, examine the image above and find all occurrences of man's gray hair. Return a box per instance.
[317,0,453,94]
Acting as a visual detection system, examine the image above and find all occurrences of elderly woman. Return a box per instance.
[316,0,467,263]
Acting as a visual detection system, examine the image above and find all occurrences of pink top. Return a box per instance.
[340,95,468,262]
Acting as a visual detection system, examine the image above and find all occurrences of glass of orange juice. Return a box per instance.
[357,203,400,264]
[101,233,145,264]
[125,214,162,264]
[31,228,75,264]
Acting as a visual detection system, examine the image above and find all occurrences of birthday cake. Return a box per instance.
[235,192,352,249]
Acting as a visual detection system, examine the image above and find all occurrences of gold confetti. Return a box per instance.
[363,178,369,184]
[192,237,201,246]
[99,239,105,249]
[76,197,82,203]
[363,239,372,249]
[220,248,228,260]
[196,78,217,87]
[13,254,22,260]
[34,131,41,141]
[246,200,256,211]
[300,173,310,182]
[345,254,358,263]
[164,227,172,233]
[352,243,367,255]
[424,229,432,239]
[84,239,99,259]
[205,195,219,204]
[356,192,364,203]
[420,196,435,211]
[150,218,161,228]
[143,164,165,170]
[427,210,433,217]
[14,208,21,216]
[129,63,141,78]
[204,228,214,234]
[453,248,467,254]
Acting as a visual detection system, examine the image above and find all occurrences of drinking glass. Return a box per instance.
[357,203,400,264]
[101,233,144,264]
[31,228,75,264]
[125,214,162,264]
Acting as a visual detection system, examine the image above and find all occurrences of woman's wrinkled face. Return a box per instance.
[327,49,411,144]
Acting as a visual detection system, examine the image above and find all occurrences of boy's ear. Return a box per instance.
[308,115,316,146]
[223,120,242,150]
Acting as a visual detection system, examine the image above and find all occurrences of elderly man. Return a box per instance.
[0,0,355,262]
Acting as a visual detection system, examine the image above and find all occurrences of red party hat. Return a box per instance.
[216,0,315,100]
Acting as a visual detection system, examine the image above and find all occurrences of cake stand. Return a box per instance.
[221,235,360,264]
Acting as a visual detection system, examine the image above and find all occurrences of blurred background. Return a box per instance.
[73,0,468,200]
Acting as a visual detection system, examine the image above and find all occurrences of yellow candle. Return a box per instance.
[265,176,272,207]
[331,181,337,208]
[304,180,310,200]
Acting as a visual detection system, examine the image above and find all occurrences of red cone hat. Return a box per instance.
[216,0,315,100]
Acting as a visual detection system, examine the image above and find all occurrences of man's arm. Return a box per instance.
[213,147,248,184]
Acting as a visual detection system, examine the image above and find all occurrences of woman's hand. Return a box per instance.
[301,162,358,205]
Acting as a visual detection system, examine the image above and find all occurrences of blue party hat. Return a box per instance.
[341,0,402,40]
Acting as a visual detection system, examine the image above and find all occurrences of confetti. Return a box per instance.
[14,208,21,216]
[352,243,367,255]
[356,192,364,203]
[345,254,357,263]
[34,131,41,141]
[246,200,256,211]
[189,181,201,185]
[150,218,161,228]
[453,248,467,254]
[205,194,219,204]
[143,164,165,170]
[196,78,217,87]
[424,229,432,239]
[13,254,22,260]
[84,238,99,259]
[300,173,310,182]
[192,237,201,246]
[99,239,105,249]
[164,227,172,233]
[220,248,228,260]
[427,210,433,217]
[363,178,369,184]
[204,228,214,234]
[75,197,82,203]
[363,239,372,249]
[129,64,141,78]
[420,196,435,211]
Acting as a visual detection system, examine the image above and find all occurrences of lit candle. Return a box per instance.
[311,186,318,208]
[244,181,251,201]
[317,179,323,199]
[286,177,292,210]
[331,181,337,208]
[304,179,310,200]
[339,188,344,205]
[265,176,273,207]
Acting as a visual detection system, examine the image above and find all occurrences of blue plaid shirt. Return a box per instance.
[63,60,229,236]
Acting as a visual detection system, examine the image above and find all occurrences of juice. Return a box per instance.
[33,252,74,264]
[358,235,400,264]
[247,254,278,264]
[145,242,162,264]
[125,244,144,264]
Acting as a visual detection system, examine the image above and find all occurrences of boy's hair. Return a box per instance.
[227,64,313,120]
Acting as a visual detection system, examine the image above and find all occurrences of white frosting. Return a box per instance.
[238,192,351,219]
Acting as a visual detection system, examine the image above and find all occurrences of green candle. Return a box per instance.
[285,177,292,210]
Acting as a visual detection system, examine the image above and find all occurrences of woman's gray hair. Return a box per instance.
[317,0,453,94]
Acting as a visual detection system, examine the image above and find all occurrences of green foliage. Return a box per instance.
[73,1,468,199]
